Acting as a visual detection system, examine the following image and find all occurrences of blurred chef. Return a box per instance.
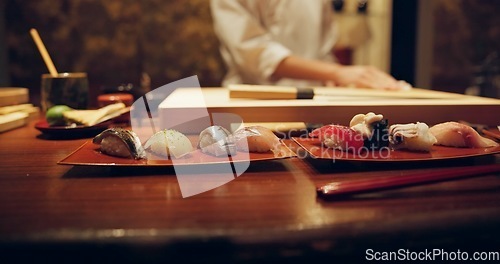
[211,0,410,90]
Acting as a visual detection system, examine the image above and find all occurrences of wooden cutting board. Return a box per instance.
[159,87,500,133]
[0,112,28,133]
[0,88,29,107]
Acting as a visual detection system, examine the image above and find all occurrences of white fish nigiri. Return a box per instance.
[198,125,236,156]
[233,126,281,154]
[429,122,498,148]
[144,129,193,158]
[389,122,437,152]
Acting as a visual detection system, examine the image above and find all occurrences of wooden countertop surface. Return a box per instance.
[1,120,500,262]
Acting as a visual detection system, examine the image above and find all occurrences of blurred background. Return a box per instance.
[0,0,499,107]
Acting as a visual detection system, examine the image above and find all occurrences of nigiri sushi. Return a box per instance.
[198,125,236,157]
[349,112,389,149]
[309,125,364,152]
[429,121,498,148]
[93,128,146,159]
[144,129,193,158]
[349,112,384,138]
[233,126,281,154]
[389,122,437,152]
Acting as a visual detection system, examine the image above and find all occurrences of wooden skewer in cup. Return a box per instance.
[30,29,89,111]
[29,28,58,77]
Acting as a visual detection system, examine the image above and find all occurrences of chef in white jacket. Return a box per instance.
[211,0,409,90]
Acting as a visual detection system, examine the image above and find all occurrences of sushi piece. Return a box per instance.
[429,121,498,148]
[93,128,146,159]
[389,122,437,152]
[364,119,389,149]
[144,129,193,158]
[349,112,389,149]
[308,124,336,139]
[349,112,384,138]
[309,125,364,152]
[233,126,282,154]
[198,125,236,157]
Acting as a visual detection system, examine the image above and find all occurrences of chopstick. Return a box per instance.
[30,28,58,77]
[458,120,500,142]
[482,129,500,142]
[317,164,500,199]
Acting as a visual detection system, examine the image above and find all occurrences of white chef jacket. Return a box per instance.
[210,0,338,87]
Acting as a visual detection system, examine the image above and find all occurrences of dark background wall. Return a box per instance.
[3,0,226,106]
[391,0,499,95]
[1,0,499,107]
[391,0,417,86]
[431,0,499,94]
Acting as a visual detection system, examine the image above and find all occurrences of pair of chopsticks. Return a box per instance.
[482,130,500,142]
[317,164,500,200]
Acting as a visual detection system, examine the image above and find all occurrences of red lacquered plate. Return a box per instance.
[58,141,296,166]
[292,137,500,162]
[35,120,112,138]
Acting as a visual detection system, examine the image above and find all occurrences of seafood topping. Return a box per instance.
[93,128,146,159]
[429,121,498,148]
[144,129,193,158]
[233,126,283,155]
[349,112,384,139]
[349,112,389,149]
[389,122,436,152]
[309,125,364,152]
[198,125,236,157]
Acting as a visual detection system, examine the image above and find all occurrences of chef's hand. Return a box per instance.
[329,65,411,91]
[272,56,411,90]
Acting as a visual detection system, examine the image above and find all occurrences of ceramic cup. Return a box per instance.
[97,93,133,123]
[41,72,89,112]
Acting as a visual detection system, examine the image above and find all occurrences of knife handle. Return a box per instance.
[228,84,314,100]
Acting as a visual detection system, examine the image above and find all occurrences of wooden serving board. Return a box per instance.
[0,112,28,133]
[0,88,29,107]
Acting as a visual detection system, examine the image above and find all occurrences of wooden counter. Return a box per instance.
[0,119,499,262]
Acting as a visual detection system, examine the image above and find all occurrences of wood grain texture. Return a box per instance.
[0,120,500,261]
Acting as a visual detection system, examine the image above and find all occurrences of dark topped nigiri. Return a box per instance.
[93,128,146,159]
